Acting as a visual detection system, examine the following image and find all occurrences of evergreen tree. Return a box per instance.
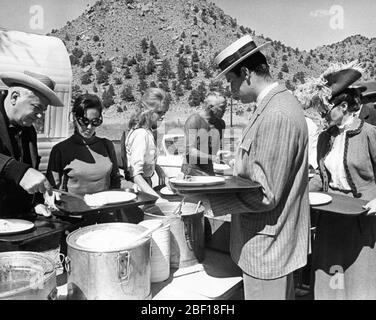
[121,85,135,102]
[114,77,123,85]
[96,70,109,84]
[141,38,149,53]
[174,82,184,98]
[121,56,128,68]
[104,60,113,73]
[102,87,115,108]
[149,41,159,58]
[191,50,200,63]
[95,59,103,71]
[159,80,170,93]
[188,89,201,107]
[124,66,132,79]
[197,81,207,102]
[145,60,156,75]
[81,71,92,85]
[185,45,192,55]
[138,79,148,94]
[281,63,289,73]
[72,47,84,58]
[81,53,94,67]
[69,55,79,66]
[158,59,172,81]
[185,78,192,90]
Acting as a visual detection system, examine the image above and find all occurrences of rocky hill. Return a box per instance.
[49,0,376,120]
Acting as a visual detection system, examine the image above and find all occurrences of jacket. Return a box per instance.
[208,84,310,279]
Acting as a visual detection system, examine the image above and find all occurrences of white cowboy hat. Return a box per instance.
[214,35,271,81]
[0,70,64,106]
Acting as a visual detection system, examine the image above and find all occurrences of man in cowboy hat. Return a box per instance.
[205,35,310,299]
[0,70,64,217]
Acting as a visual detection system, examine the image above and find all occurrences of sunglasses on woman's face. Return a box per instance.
[77,116,103,127]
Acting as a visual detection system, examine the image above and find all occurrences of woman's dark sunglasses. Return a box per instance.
[77,116,103,127]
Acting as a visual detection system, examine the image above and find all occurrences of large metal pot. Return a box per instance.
[66,223,151,300]
[144,202,205,268]
[0,251,57,300]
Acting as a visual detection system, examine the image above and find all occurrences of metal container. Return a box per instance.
[144,202,205,268]
[66,223,151,300]
[0,251,57,300]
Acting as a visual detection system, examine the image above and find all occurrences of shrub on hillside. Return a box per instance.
[72,47,84,58]
[69,54,80,66]
[121,85,135,102]
[81,71,92,85]
[96,70,109,84]
[81,53,94,67]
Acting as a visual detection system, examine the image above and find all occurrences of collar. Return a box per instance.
[337,115,356,133]
[71,132,100,146]
[256,82,278,105]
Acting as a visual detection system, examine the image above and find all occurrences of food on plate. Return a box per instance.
[83,191,137,207]
[0,220,11,232]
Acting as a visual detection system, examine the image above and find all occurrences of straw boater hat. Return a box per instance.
[214,35,271,81]
[294,61,364,109]
[0,70,64,106]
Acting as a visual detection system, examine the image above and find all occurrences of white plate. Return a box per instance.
[170,176,226,187]
[309,192,332,206]
[0,219,34,235]
[84,191,137,207]
[309,173,315,178]
[213,163,231,171]
[160,186,176,195]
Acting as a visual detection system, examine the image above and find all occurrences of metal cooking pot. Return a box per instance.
[144,202,205,268]
[0,251,57,300]
[66,223,151,300]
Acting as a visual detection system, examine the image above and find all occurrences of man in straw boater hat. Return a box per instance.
[203,35,310,300]
[0,70,64,218]
[294,62,376,299]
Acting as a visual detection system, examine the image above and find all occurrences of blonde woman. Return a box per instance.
[125,88,169,199]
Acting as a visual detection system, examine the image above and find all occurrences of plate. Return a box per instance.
[309,192,333,206]
[213,163,231,171]
[84,191,137,207]
[170,176,226,187]
[160,186,176,195]
[309,173,315,178]
[0,219,34,235]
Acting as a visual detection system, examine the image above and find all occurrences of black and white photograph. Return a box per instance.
[0,0,376,305]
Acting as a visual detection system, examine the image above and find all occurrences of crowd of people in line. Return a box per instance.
[1,34,376,300]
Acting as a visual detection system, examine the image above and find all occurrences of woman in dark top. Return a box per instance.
[46,94,137,224]
[47,94,134,195]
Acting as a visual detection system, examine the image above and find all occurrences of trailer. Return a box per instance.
[0,29,72,172]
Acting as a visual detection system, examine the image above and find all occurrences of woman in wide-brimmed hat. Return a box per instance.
[295,61,376,300]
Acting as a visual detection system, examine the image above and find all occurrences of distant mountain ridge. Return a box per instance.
[49,0,376,117]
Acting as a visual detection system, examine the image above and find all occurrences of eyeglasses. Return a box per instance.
[319,103,341,118]
[76,116,103,127]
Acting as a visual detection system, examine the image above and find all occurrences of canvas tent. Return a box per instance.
[0,29,72,172]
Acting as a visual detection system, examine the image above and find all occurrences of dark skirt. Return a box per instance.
[312,209,376,299]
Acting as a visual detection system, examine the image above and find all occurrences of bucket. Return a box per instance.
[144,202,205,268]
[0,251,57,300]
[66,223,151,300]
[139,220,170,283]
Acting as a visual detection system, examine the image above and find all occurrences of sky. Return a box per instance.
[0,0,375,50]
